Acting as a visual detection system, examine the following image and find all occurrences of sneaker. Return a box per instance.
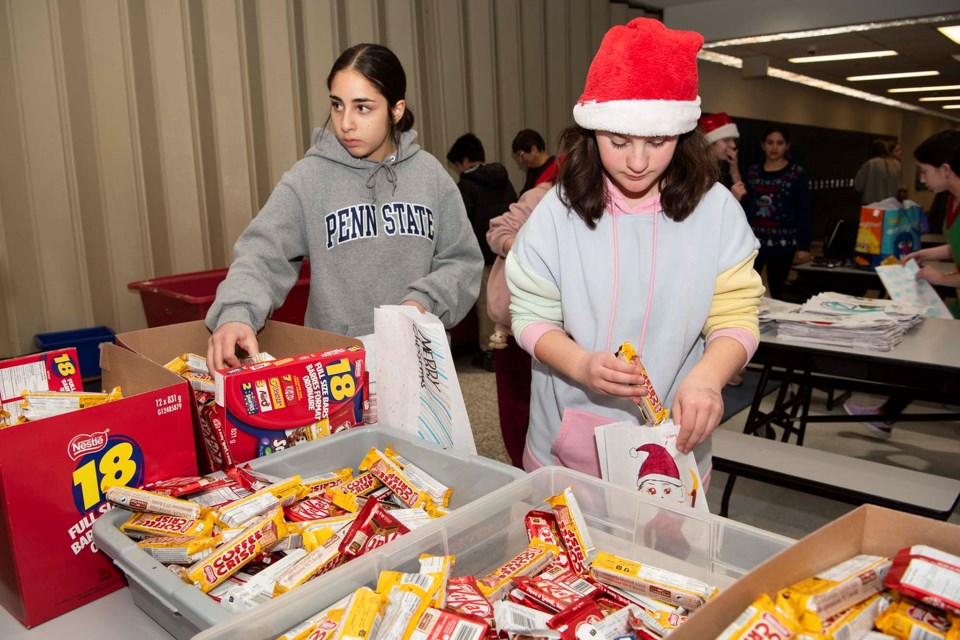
[843,401,893,439]
[471,350,496,373]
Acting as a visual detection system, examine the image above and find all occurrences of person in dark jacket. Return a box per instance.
[447,133,518,368]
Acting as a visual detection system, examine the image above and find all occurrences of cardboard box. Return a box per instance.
[0,343,197,627]
[115,321,364,470]
[670,505,960,639]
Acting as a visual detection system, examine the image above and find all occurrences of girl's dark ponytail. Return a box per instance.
[397,108,415,134]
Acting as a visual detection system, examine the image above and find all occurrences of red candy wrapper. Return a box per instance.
[547,595,605,640]
[446,577,495,625]
[337,497,409,558]
[284,495,343,522]
[885,545,960,615]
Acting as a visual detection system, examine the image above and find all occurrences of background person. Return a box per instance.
[844,130,960,438]
[743,125,812,301]
[446,133,518,370]
[512,129,560,194]
[486,180,554,467]
[854,139,901,205]
[206,43,483,370]
[698,112,746,202]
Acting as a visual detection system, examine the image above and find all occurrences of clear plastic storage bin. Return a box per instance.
[92,427,524,640]
[192,465,794,640]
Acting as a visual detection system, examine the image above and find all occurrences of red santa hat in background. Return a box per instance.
[573,18,703,137]
[698,112,740,144]
[632,444,682,486]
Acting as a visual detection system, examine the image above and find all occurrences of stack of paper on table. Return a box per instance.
[764,292,927,351]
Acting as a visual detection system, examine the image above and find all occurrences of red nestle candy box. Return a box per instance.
[212,346,366,466]
[0,343,197,627]
[115,320,366,471]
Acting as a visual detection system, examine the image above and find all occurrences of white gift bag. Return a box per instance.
[373,305,476,453]
[595,420,707,512]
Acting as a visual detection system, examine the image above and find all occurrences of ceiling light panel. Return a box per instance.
[888,84,960,93]
[847,71,939,81]
[919,95,960,101]
[788,50,897,63]
[938,25,960,45]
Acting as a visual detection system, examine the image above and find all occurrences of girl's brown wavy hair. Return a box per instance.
[557,126,718,229]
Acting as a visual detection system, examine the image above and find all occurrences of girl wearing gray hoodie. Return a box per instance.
[206,44,483,370]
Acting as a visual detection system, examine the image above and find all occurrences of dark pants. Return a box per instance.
[880,395,911,417]
[754,250,795,301]
[494,337,531,469]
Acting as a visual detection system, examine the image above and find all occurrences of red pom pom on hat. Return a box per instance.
[574,18,703,137]
[698,112,740,144]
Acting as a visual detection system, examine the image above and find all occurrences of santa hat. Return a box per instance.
[573,18,703,137]
[634,444,682,486]
[698,112,740,144]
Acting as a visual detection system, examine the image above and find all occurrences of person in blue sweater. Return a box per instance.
[743,125,812,300]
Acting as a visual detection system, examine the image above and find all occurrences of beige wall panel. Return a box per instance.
[543,1,569,150]
[566,0,591,112]
[302,0,339,130]
[58,0,114,331]
[382,0,423,145]
[0,197,12,356]
[0,0,41,354]
[78,0,152,332]
[419,0,468,157]
[344,0,378,46]
[464,0,499,162]
[519,0,546,132]
[589,0,609,56]
[608,2,628,27]
[493,0,525,189]
[256,0,301,186]
[144,0,205,273]
[8,0,89,333]
[205,0,257,257]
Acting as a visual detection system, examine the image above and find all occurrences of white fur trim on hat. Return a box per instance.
[703,122,739,144]
[573,97,702,137]
[639,474,682,486]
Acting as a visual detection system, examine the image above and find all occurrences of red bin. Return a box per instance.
[128,261,310,327]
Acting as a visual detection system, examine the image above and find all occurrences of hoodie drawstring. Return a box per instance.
[366,156,399,204]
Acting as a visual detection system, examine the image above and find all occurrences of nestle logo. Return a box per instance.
[67,429,110,460]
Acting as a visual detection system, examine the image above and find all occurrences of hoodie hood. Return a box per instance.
[307,127,422,204]
[462,162,513,190]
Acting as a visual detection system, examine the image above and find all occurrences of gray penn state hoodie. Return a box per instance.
[206,128,483,337]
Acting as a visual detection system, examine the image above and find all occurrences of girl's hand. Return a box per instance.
[730,181,747,201]
[401,300,427,313]
[793,251,812,265]
[574,351,645,404]
[915,265,946,285]
[901,248,931,266]
[207,322,259,372]
[671,373,724,454]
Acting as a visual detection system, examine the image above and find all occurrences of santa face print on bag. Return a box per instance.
[631,443,693,507]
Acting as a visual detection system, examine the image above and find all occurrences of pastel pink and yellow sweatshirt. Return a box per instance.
[505,181,762,482]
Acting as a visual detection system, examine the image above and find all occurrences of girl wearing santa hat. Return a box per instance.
[505,18,763,485]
